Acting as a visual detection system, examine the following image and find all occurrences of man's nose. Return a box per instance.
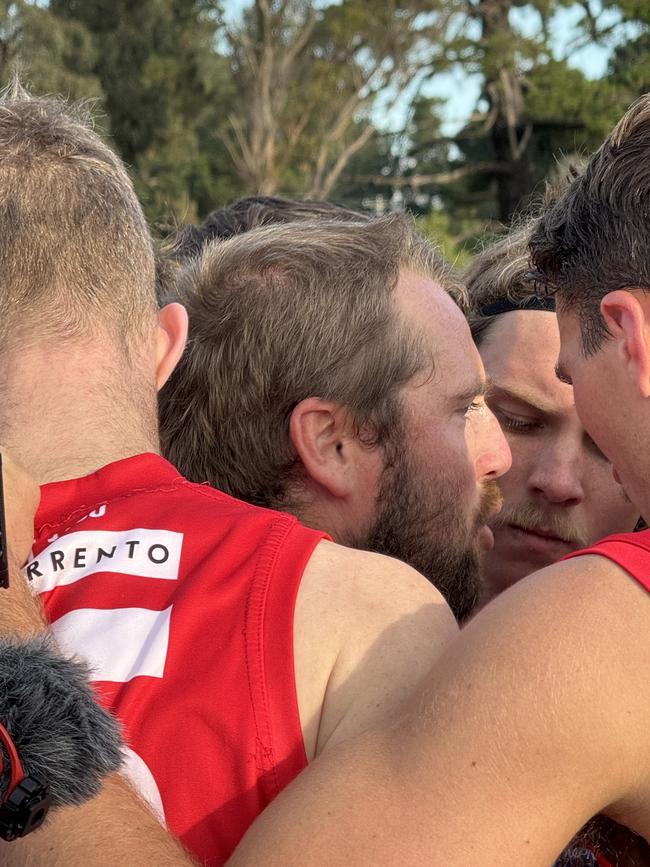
[528,442,584,506]
[476,408,512,481]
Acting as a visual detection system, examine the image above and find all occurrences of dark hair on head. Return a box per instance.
[170,196,368,261]
[465,168,585,346]
[156,196,369,304]
[530,97,650,355]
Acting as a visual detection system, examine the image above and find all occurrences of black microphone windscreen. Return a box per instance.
[0,636,122,807]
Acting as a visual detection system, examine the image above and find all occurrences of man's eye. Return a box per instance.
[495,410,540,433]
[465,400,482,414]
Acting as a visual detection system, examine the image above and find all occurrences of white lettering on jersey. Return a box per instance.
[44,506,110,547]
[76,505,108,523]
[25,529,183,592]
[51,606,173,683]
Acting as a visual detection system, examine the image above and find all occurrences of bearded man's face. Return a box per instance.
[363,435,502,622]
[350,275,510,621]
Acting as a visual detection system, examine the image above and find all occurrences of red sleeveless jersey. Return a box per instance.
[27,453,327,865]
[562,529,650,592]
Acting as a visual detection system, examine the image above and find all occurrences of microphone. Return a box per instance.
[0,635,122,807]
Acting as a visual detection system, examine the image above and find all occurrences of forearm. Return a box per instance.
[0,774,197,867]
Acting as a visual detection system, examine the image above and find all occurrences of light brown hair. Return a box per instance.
[0,83,156,350]
[463,221,538,345]
[159,215,463,508]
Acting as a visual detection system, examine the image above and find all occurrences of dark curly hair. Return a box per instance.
[530,97,650,355]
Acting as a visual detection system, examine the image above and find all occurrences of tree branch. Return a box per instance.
[311,123,377,198]
[353,161,511,188]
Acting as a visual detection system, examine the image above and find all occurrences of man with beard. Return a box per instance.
[0,89,503,865]
[222,93,650,866]
[464,224,639,604]
[159,218,509,622]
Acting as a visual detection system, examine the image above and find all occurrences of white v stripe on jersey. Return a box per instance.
[26,528,184,593]
[121,747,166,825]
[51,606,173,683]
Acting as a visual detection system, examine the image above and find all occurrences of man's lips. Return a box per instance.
[496,524,576,559]
[511,524,569,543]
[477,524,495,551]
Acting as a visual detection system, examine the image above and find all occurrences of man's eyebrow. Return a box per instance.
[554,363,572,385]
[455,377,490,405]
[488,383,558,417]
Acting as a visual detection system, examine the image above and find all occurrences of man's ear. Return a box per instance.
[155,302,189,390]
[288,398,360,499]
[601,290,650,398]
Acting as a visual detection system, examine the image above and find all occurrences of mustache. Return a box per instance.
[489,501,589,549]
[475,481,503,527]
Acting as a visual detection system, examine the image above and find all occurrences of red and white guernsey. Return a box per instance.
[27,453,327,865]
[562,529,650,592]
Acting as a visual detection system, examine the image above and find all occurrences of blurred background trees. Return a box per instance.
[3,0,648,256]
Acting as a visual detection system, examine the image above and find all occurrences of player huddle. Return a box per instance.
[0,81,649,866]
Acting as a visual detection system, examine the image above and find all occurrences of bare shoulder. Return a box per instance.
[481,551,650,663]
[453,551,650,713]
[294,540,458,760]
[298,540,457,652]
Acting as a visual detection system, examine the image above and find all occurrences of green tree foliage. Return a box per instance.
[603,0,650,110]
[50,0,240,224]
[434,0,612,224]
[0,0,645,232]
[0,1,101,99]
[352,0,641,228]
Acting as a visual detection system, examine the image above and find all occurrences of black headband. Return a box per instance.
[478,295,555,317]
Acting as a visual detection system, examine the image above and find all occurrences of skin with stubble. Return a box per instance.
[365,438,502,622]
[479,310,638,602]
[355,273,509,622]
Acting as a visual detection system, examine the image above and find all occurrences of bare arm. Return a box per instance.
[294,541,459,758]
[0,774,195,867]
[0,452,197,866]
[231,555,650,865]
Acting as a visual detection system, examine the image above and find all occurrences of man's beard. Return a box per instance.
[358,440,501,623]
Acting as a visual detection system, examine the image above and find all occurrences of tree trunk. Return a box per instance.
[478,0,533,222]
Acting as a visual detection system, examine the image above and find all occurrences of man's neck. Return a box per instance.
[288,490,368,547]
[2,341,160,484]
[23,440,160,486]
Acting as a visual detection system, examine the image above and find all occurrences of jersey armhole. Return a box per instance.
[244,518,328,800]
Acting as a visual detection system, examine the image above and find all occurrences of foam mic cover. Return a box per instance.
[554,848,599,866]
[0,635,122,806]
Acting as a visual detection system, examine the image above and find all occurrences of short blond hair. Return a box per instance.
[0,84,156,348]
